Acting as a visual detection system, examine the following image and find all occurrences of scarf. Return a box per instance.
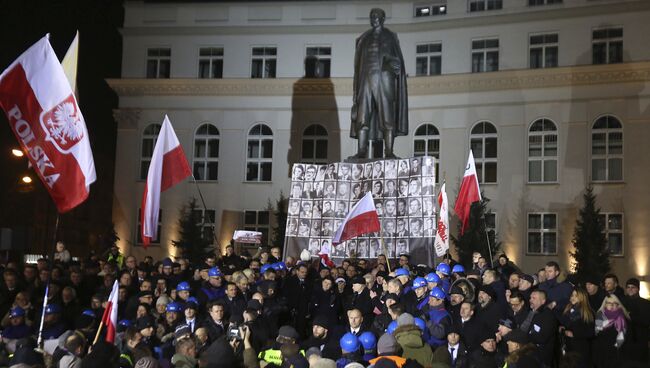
[603,308,627,334]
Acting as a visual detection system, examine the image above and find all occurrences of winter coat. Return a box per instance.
[476,301,504,335]
[593,310,627,368]
[432,342,469,368]
[503,343,540,368]
[467,348,497,368]
[309,287,342,325]
[560,306,594,368]
[538,277,573,313]
[527,307,557,367]
[171,353,197,368]
[394,324,434,368]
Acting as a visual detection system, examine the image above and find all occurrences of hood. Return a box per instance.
[393,325,425,348]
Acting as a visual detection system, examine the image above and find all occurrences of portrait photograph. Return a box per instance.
[320,239,332,255]
[395,218,409,237]
[398,159,410,177]
[423,217,436,237]
[321,200,335,218]
[384,179,398,197]
[338,163,352,181]
[423,197,435,217]
[310,219,322,237]
[298,219,311,237]
[346,240,357,258]
[408,198,422,216]
[352,164,364,181]
[361,180,372,195]
[396,198,408,217]
[384,160,397,179]
[372,161,384,179]
[313,181,324,197]
[409,218,423,237]
[332,242,346,258]
[323,181,337,198]
[397,178,409,197]
[383,199,397,217]
[311,201,322,219]
[308,238,320,255]
[395,238,409,256]
[324,163,338,180]
[288,200,301,216]
[302,181,315,199]
[363,163,373,179]
[357,239,369,258]
[372,180,383,198]
[292,164,305,180]
[384,240,396,258]
[369,239,380,258]
[410,157,421,176]
[304,165,318,181]
[382,219,396,237]
[421,176,434,196]
[315,165,327,181]
[286,218,298,236]
[422,157,435,177]
[374,199,384,217]
[336,182,350,200]
[351,182,364,200]
[335,201,348,218]
[290,183,303,199]
[408,178,421,196]
[299,200,313,218]
[320,219,334,237]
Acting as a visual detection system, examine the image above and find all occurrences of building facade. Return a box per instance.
[109,0,650,292]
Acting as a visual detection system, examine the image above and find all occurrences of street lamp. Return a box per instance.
[21,176,32,184]
[11,148,24,157]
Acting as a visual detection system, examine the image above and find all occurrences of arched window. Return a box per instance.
[592,116,623,181]
[246,124,273,181]
[413,124,440,182]
[193,124,220,181]
[470,121,497,183]
[301,124,328,164]
[528,119,558,183]
[140,124,161,180]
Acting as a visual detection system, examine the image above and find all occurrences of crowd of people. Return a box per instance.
[0,242,649,368]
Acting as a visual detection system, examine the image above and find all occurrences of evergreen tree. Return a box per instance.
[270,192,288,249]
[451,193,500,268]
[172,198,211,264]
[570,185,610,283]
[99,222,120,250]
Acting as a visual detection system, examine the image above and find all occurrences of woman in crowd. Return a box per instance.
[560,287,594,368]
[592,293,630,368]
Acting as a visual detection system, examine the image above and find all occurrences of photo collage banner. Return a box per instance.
[284,156,437,262]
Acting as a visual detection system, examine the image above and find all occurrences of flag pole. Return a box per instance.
[191,174,219,250]
[36,283,49,349]
[379,233,392,273]
[482,217,494,268]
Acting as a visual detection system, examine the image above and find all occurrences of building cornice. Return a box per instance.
[107,61,650,97]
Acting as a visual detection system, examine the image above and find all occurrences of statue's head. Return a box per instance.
[369,8,386,28]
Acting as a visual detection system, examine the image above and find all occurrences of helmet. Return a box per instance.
[394,268,409,277]
[208,267,222,277]
[119,319,132,328]
[340,332,360,352]
[176,281,191,291]
[386,321,398,335]
[186,297,199,308]
[429,287,446,300]
[9,307,25,318]
[425,272,441,284]
[359,332,377,350]
[414,317,426,331]
[272,262,287,271]
[166,302,182,313]
[436,263,451,276]
[452,264,466,274]
[44,304,61,315]
[260,264,273,274]
[82,309,95,318]
[412,277,427,289]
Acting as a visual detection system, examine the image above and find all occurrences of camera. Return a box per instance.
[227,324,242,341]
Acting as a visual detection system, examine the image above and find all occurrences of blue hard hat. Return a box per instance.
[44,304,61,315]
[425,272,441,284]
[340,332,360,352]
[412,277,427,289]
[186,297,199,308]
[166,302,182,313]
[119,319,132,328]
[260,264,273,274]
[276,262,287,270]
[386,321,398,335]
[9,307,25,318]
[452,264,466,274]
[208,267,222,277]
[394,268,409,277]
[176,281,191,292]
[436,263,451,276]
[414,317,426,331]
[429,287,446,300]
[359,331,377,350]
[82,309,95,318]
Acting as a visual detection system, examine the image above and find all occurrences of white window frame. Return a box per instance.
[146,47,171,78]
[529,33,558,69]
[468,0,502,12]
[198,47,224,79]
[301,124,329,164]
[415,42,442,76]
[251,46,277,79]
[591,115,623,183]
[471,38,499,73]
[244,210,270,245]
[140,124,161,180]
[527,118,558,183]
[527,212,557,255]
[470,121,498,184]
[414,3,447,17]
[592,27,623,65]
[598,212,624,257]
[413,123,440,183]
[193,123,220,181]
[246,124,273,182]
[192,208,217,242]
[137,208,162,245]
[305,46,332,78]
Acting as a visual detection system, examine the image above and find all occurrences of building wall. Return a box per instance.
[111,0,650,292]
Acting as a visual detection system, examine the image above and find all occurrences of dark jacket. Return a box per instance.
[527,307,557,367]
[468,347,497,368]
[476,301,504,335]
[560,306,595,368]
[539,277,573,313]
[503,343,540,368]
[309,287,342,325]
[432,342,470,368]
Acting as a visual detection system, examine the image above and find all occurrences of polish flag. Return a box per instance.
[454,151,482,235]
[141,115,191,246]
[332,191,380,245]
[0,35,95,213]
[319,253,335,269]
[434,182,449,257]
[100,280,119,343]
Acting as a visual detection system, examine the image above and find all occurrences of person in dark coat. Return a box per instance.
[221,282,246,323]
[621,278,650,364]
[308,277,342,325]
[282,263,312,338]
[347,276,374,328]
[538,261,573,315]
[476,285,504,335]
[593,294,630,368]
[301,315,341,360]
[468,331,498,368]
[585,275,605,312]
[432,325,470,368]
[505,291,528,328]
[503,330,540,368]
[560,288,595,368]
[455,301,482,352]
[200,300,228,343]
[526,290,557,368]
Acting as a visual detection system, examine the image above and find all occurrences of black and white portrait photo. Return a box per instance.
[382,219,396,237]
[398,178,409,197]
[384,160,397,179]
[408,178,421,196]
[369,239,380,258]
[320,239,332,255]
[384,199,397,217]
[332,242,346,257]
[316,165,327,181]
[422,176,434,195]
[322,200,335,217]
[308,238,320,255]
[304,165,318,181]
[374,200,384,217]
[351,183,364,200]
[302,182,315,199]
[422,156,435,177]
[310,220,321,237]
[372,161,384,179]
[409,218,423,237]
[290,183,303,199]
[324,163,337,180]
[423,197,435,216]
[292,164,305,180]
[423,217,436,237]
[357,239,369,258]
[287,218,298,236]
[338,164,352,181]
[408,198,422,216]
[372,180,383,198]
[298,219,311,237]
[352,164,364,180]
[323,182,336,198]
[395,218,408,237]
[396,239,409,256]
[311,200,322,219]
[347,240,357,258]
[363,163,373,179]
[336,182,350,199]
[300,200,313,218]
[335,201,348,218]
[288,200,300,216]
[398,159,410,177]
[384,179,398,197]
[397,198,407,217]
[410,157,421,176]
[321,219,334,237]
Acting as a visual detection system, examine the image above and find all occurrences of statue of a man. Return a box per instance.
[351,8,408,159]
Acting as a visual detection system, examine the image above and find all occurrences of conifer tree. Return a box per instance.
[270,192,288,249]
[451,194,500,268]
[571,185,610,282]
[172,198,211,264]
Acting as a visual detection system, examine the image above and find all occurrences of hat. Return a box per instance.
[44,304,61,315]
[208,267,222,277]
[247,299,262,311]
[9,307,25,318]
[447,324,461,336]
[479,285,497,300]
[118,319,132,333]
[176,282,191,291]
[467,269,481,277]
[278,325,300,340]
[136,316,155,330]
[626,278,641,288]
[312,314,329,328]
[335,277,346,284]
[449,285,464,296]
[82,309,96,318]
[166,302,182,313]
[374,358,399,368]
[396,312,415,327]
[174,324,191,340]
[505,329,529,345]
[376,333,399,355]
[186,297,199,309]
[162,258,173,267]
[300,249,311,262]
[479,329,496,343]
[376,271,389,279]
[394,268,409,277]
[138,290,154,298]
[584,274,600,286]
[520,274,535,285]
[351,276,365,285]
[305,346,321,360]
[385,293,400,303]
[498,318,515,330]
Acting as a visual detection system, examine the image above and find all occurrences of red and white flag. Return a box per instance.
[332,191,380,245]
[100,280,119,343]
[0,35,95,213]
[454,151,482,235]
[319,253,335,269]
[141,115,191,246]
[434,182,449,257]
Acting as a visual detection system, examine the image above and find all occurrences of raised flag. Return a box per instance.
[319,253,335,269]
[141,115,191,246]
[332,191,380,245]
[100,280,119,343]
[433,182,449,257]
[0,35,96,213]
[61,31,79,93]
[454,151,482,235]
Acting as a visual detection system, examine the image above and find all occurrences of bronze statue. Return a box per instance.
[351,8,408,159]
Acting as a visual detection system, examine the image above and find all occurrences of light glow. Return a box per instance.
[12,149,24,157]
[21,176,32,184]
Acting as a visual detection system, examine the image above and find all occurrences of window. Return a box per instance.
[192,208,216,242]
[140,124,161,180]
[598,213,623,256]
[472,39,499,73]
[305,47,331,78]
[469,0,502,12]
[530,33,558,69]
[413,124,440,182]
[592,116,623,182]
[527,213,557,254]
[198,47,223,79]
[244,210,270,245]
[592,28,623,64]
[302,124,328,163]
[137,209,162,245]
[470,122,497,183]
[416,43,442,76]
[246,124,273,181]
[414,4,447,17]
[251,47,277,78]
[529,0,562,5]
[193,124,220,181]
[146,48,171,78]
[528,119,558,183]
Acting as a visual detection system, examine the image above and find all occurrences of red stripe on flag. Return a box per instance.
[160,145,191,191]
[335,211,381,244]
[454,174,480,235]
